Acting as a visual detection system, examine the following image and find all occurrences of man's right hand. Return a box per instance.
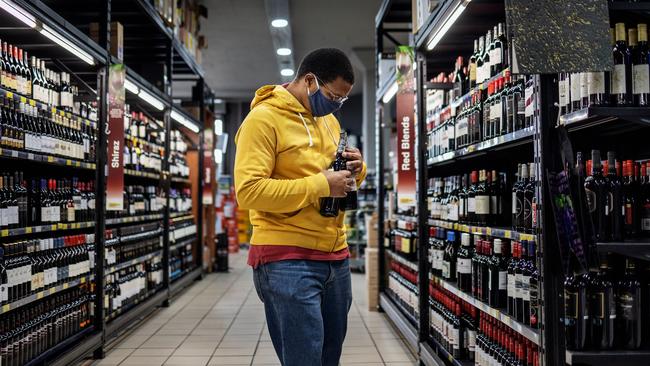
[322,170,352,197]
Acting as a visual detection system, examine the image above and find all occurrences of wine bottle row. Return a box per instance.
[124,108,164,174]
[170,243,193,282]
[104,223,162,267]
[387,266,419,321]
[0,286,93,366]
[106,185,165,219]
[0,233,93,306]
[105,260,162,319]
[559,23,650,114]
[170,188,192,213]
[170,130,190,178]
[564,255,650,351]
[429,227,539,328]
[0,171,96,229]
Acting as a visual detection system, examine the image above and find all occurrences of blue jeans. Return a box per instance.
[253,259,352,366]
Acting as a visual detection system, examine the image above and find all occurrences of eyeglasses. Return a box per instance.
[313,74,349,104]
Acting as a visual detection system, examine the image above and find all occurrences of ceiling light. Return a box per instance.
[138,89,165,111]
[382,82,398,103]
[214,149,223,164]
[213,98,224,104]
[0,0,36,28]
[171,109,200,133]
[214,119,223,136]
[280,68,294,77]
[426,0,471,51]
[276,48,292,56]
[124,78,139,94]
[271,18,288,28]
[40,24,94,65]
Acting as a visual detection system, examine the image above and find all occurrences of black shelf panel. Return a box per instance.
[106,250,163,275]
[379,292,420,351]
[425,82,454,90]
[566,349,650,366]
[0,147,96,170]
[420,341,451,366]
[105,289,167,339]
[171,176,191,184]
[124,169,161,180]
[560,107,650,132]
[170,267,202,298]
[428,219,537,242]
[387,248,419,272]
[430,275,540,345]
[26,326,100,366]
[0,275,90,315]
[427,127,535,167]
[426,337,473,366]
[0,221,95,239]
[597,239,650,261]
[106,213,164,226]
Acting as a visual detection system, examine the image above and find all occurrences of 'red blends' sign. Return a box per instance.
[396,46,416,213]
[107,64,125,211]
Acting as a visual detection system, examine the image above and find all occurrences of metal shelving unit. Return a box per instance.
[0,0,211,364]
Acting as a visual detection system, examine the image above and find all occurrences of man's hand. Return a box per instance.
[322,170,353,197]
[343,147,364,175]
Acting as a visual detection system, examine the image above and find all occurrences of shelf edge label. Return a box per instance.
[395,46,416,213]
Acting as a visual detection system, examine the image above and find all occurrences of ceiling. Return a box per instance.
[201,0,382,100]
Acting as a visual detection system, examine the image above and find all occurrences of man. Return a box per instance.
[234,48,366,366]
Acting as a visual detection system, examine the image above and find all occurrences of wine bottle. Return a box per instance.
[617,259,642,349]
[457,233,473,293]
[585,150,609,241]
[564,273,589,350]
[320,132,347,217]
[612,23,633,106]
[633,24,650,106]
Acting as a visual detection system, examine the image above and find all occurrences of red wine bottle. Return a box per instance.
[320,132,347,217]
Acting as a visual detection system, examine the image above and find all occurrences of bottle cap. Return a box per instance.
[591,150,601,170]
[461,233,471,247]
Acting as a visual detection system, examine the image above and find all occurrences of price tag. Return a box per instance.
[51,224,57,231]
[20,96,26,103]
[63,283,69,290]
[2,304,9,312]
[27,153,34,160]
[59,110,64,116]
[29,100,35,106]
[75,161,80,167]
[25,227,32,234]
[66,160,72,166]
[486,228,492,236]
[6,92,13,98]
[505,231,512,239]
[47,156,54,162]
[81,277,86,284]
[49,288,56,295]
[52,107,57,114]
[10,150,17,157]
[1,229,8,237]
[36,292,43,299]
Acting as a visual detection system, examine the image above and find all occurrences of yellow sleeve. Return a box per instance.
[234,111,330,213]
[356,162,367,186]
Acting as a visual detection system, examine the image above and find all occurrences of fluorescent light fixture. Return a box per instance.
[213,98,224,104]
[382,82,398,103]
[124,78,139,94]
[137,89,165,111]
[171,109,200,133]
[0,0,36,28]
[214,149,223,164]
[271,18,288,28]
[280,68,294,77]
[214,119,223,136]
[426,0,470,51]
[276,48,292,56]
[39,24,94,65]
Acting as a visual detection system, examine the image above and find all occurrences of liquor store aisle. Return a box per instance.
[84,250,417,366]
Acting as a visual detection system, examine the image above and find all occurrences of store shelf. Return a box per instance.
[424,82,453,90]
[597,239,650,261]
[0,221,95,238]
[171,213,194,222]
[106,250,163,275]
[0,275,90,315]
[0,147,96,170]
[428,219,537,242]
[171,176,191,184]
[430,274,540,345]
[124,134,165,153]
[393,214,419,223]
[106,290,167,339]
[124,169,161,180]
[427,127,535,167]
[420,341,448,366]
[106,213,164,226]
[379,292,419,351]
[170,237,195,251]
[28,326,100,366]
[48,328,102,366]
[170,267,202,298]
[559,107,650,132]
[387,249,419,272]
[426,337,473,366]
[0,87,97,128]
[377,73,397,103]
[566,350,650,366]
[120,228,163,243]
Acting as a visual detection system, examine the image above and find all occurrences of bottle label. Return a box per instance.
[457,258,472,274]
[491,101,501,121]
[617,292,637,320]
[499,271,507,290]
[492,48,502,65]
[559,78,567,106]
[507,273,515,298]
[490,195,498,215]
[470,63,477,82]
[585,188,597,213]
[588,72,605,95]
[7,206,18,225]
[67,206,75,222]
[468,197,476,213]
[570,73,581,102]
[633,64,650,94]
[580,72,589,100]
[612,64,627,94]
[522,275,530,301]
[515,273,522,299]
[442,261,450,279]
[475,195,490,215]
[448,202,459,221]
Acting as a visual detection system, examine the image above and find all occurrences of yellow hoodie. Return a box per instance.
[234,85,366,252]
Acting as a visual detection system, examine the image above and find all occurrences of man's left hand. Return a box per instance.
[343,147,364,175]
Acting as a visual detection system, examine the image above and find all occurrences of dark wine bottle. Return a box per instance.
[617,259,642,349]
[589,255,615,350]
[320,132,347,217]
[457,233,473,293]
[607,152,624,242]
[633,24,650,106]
[585,150,609,241]
[612,23,633,106]
[564,273,589,350]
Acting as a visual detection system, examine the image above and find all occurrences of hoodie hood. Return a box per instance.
[250,85,310,115]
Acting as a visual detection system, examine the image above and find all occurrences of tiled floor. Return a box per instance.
[88,250,417,366]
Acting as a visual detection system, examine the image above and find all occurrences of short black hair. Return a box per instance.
[296,48,355,85]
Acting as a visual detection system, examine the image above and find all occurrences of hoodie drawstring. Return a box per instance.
[298,113,314,147]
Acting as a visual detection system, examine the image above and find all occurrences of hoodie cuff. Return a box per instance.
[306,172,331,202]
[356,163,368,186]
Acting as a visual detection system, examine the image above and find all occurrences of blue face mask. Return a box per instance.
[307,77,344,117]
